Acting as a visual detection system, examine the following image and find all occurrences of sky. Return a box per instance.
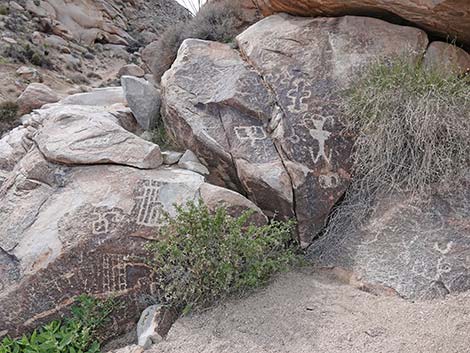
[175,0,206,14]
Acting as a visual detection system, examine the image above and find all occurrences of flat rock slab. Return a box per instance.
[32,105,163,169]
[309,190,470,300]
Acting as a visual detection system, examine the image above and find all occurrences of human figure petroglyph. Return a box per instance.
[287,113,332,165]
[135,180,164,227]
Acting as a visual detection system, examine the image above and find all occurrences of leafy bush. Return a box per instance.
[0,4,9,15]
[0,101,18,121]
[3,42,51,68]
[344,58,470,195]
[0,295,117,353]
[147,201,299,315]
[152,0,246,80]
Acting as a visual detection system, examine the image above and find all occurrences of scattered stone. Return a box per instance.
[121,76,160,130]
[178,150,210,175]
[9,1,24,11]
[162,150,182,165]
[16,66,40,81]
[2,37,17,45]
[118,64,145,78]
[16,83,60,115]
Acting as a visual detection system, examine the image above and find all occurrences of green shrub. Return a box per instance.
[152,0,246,81]
[0,5,9,16]
[0,295,117,353]
[344,58,470,195]
[147,201,299,315]
[0,101,18,122]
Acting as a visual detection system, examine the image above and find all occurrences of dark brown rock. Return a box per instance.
[250,0,470,47]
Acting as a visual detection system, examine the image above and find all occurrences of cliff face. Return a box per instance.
[247,0,470,46]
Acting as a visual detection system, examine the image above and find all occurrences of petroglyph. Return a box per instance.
[135,180,164,227]
[91,207,125,235]
[234,126,268,147]
[319,173,340,189]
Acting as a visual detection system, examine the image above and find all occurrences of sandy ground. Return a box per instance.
[153,269,470,353]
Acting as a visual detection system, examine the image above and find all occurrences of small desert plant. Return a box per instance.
[323,58,470,236]
[0,4,9,15]
[152,0,246,80]
[146,201,299,315]
[0,101,18,121]
[345,58,470,195]
[0,295,118,353]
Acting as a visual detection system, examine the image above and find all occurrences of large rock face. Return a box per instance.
[310,189,470,300]
[250,0,470,47]
[0,97,264,338]
[161,14,428,246]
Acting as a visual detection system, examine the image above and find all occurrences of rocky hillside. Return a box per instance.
[0,0,190,103]
[1,0,470,352]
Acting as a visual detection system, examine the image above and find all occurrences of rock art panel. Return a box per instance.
[0,101,264,338]
[310,189,470,300]
[237,14,428,245]
[161,39,294,219]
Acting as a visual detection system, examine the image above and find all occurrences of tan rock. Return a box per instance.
[118,64,145,78]
[424,41,470,74]
[32,105,163,169]
[16,83,60,115]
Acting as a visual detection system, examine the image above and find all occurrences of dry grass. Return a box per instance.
[346,59,470,195]
[152,0,247,81]
[324,59,470,236]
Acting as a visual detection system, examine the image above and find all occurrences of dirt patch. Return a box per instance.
[154,268,470,353]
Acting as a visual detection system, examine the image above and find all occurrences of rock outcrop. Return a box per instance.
[250,0,470,47]
[0,93,265,339]
[310,188,470,300]
[161,14,428,246]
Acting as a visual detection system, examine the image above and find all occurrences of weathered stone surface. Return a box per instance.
[16,83,60,115]
[236,14,428,245]
[162,151,182,165]
[137,305,179,348]
[161,16,429,245]
[250,0,470,47]
[59,87,125,106]
[121,76,161,130]
[161,39,294,221]
[32,105,163,169]
[178,150,210,176]
[424,41,470,74]
[119,64,145,78]
[309,189,470,300]
[0,132,263,339]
